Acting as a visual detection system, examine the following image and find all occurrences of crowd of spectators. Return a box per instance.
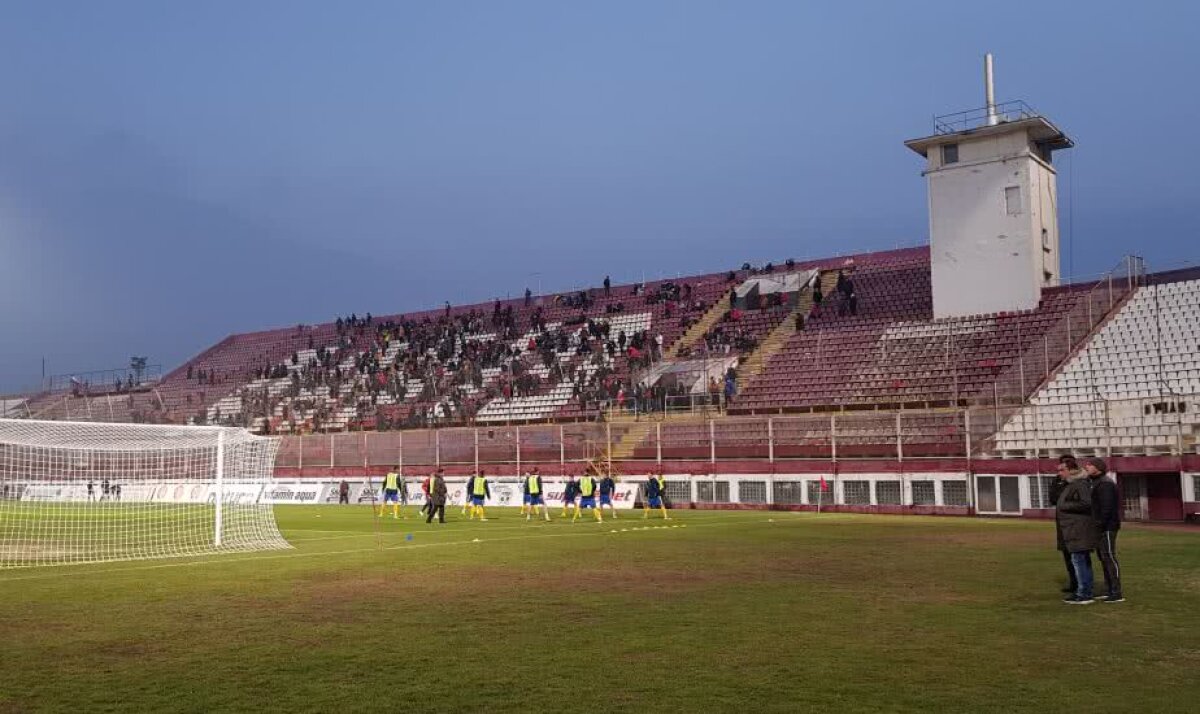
[189,265,841,431]
[206,281,675,431]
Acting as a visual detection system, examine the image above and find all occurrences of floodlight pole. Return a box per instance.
[214,429,225,547]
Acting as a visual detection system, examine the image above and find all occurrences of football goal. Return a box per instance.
[0,419,290,568]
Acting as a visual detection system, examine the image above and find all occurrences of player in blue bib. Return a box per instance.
[643,471,670,520]
[560,474,579,518]
[599,470,618,520]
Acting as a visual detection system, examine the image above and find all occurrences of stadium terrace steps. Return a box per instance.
[989,278,1200,457]
[610,409,968,461]
[27,393,138,422]
[731,252,1114,413]
[605,418,659,461]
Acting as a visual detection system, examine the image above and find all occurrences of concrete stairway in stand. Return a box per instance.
[736,270,837,380]
[605,418,659,461]
[666,296,734,359]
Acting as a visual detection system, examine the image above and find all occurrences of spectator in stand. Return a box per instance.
[794,312,805,332]
[604,275,611,296]
[812,281,824,307]
[848,291,858,316]
[525,287,532,306]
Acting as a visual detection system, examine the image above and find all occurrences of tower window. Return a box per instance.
[1005,186,1022,216]
[942,143,959,165]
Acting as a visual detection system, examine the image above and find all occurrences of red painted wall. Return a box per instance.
[1146,474,1184,521]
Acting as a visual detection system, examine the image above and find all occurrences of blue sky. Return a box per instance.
[1,0,1197,392]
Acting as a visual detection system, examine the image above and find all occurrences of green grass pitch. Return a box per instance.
[1,507,1197,713]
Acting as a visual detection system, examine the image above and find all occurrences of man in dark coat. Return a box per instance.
[1084,457,1124,602]
[1056,468,1098,604]
[426,471,447,524]
[1049,458,1089,594]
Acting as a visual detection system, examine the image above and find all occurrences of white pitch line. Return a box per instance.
[282,511,778,541]
[285,519,630,542]
[0,514,784,584]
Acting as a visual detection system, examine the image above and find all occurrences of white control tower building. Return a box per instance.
[906,54,1074,319]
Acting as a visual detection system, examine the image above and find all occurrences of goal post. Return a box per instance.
[0,419,290,568]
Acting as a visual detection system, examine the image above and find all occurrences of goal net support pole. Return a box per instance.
[215,429,224,547]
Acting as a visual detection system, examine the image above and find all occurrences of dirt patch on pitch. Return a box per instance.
[884,528,1051,549]
[237,558,762,624]
[262,547,986,620]
[752,551,987,605]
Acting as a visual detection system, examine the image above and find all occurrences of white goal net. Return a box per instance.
[0,419,290,568]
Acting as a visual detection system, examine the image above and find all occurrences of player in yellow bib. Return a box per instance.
[378,469,404,519]
[524,469,551,522]
[468,471,490,521]
[573,470,603,523]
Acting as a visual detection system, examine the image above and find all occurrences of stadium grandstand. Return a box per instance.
[5,58,1197,524]
[8,244,1196,522]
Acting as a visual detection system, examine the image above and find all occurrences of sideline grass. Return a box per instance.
[1,507,1198,713]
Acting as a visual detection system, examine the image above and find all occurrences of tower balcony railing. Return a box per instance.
[933,100,1040,135]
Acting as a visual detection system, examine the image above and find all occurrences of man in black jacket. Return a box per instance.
[1084,458,1124,602]
[425,471,447,524]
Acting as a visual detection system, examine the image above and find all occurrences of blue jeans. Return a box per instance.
[1070,551,1094,598]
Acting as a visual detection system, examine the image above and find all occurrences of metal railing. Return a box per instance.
[273,393,1200,471]
[42,365,164,396]
[933,100,1042,134]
